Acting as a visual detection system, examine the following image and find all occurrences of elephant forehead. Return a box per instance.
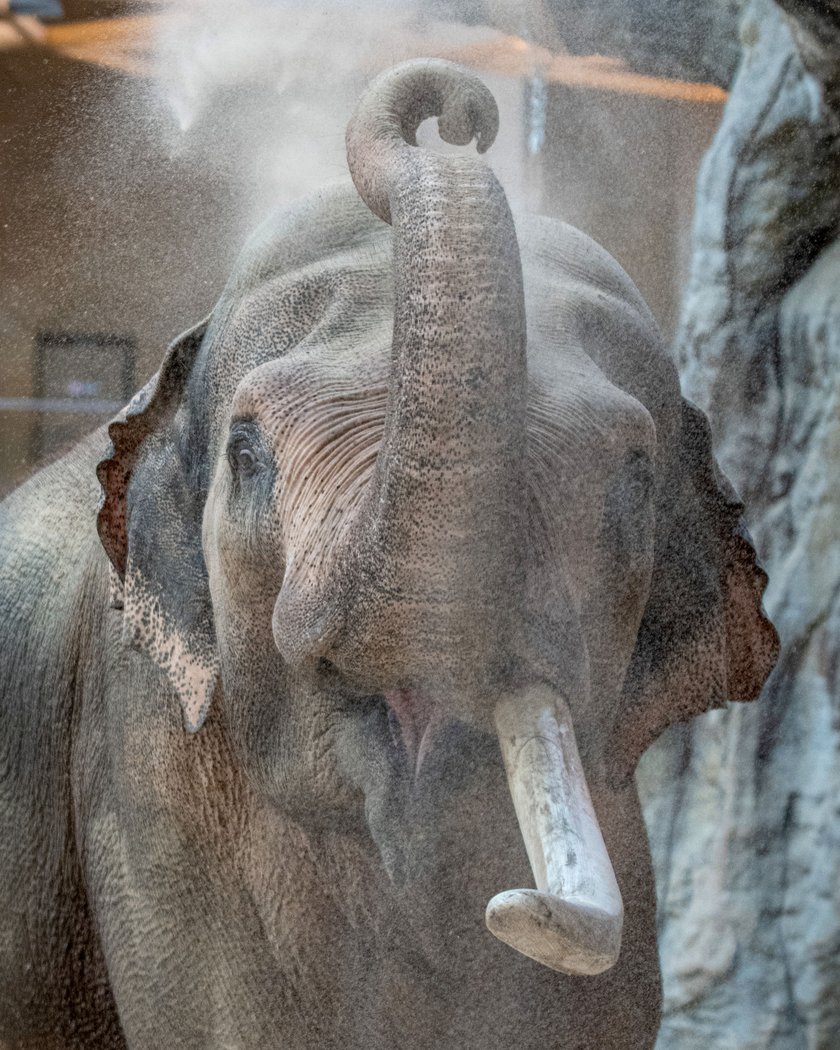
[527,352,657,467]
[230,336,654,464]
[524,358,655,552]
[519,216,680,453]
[201,246,393,440]
[232,343,391,426]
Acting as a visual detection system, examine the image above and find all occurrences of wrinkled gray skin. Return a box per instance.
[0,61,777,1050]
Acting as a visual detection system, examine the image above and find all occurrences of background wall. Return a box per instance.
[0,49,249,491]
[0,6,720,494]
[638,2,840,1045]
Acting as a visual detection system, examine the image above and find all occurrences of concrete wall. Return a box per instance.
[0,51,247,493]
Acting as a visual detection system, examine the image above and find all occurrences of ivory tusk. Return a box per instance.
[486,685,624,976]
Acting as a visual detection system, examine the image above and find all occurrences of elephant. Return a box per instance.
[0,59,778,1050]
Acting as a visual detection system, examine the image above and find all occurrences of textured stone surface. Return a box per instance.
[638,1,840,1046]
[433,0,745,86]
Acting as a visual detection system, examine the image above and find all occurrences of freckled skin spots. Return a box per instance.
[0,60,777,1050]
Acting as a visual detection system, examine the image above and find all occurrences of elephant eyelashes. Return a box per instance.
[227,422,268,482]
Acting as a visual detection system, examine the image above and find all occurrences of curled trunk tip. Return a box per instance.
[346,58,500,224]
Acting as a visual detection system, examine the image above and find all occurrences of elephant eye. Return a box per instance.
[236,447,257,473]
[227,422,265,480]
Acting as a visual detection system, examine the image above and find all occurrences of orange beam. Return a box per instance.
[43,14,157,77]
[445,37,728,104]
[40,17,728,106]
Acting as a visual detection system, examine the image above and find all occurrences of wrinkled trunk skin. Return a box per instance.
[279,62,527,709]
[638,2,840,1047]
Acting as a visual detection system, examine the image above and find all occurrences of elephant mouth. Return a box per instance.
[344,682,624,977]
[356,687,495,789]
[383,686,447,779]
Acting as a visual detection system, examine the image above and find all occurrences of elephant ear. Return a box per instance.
[96,318,218,732]
[607,398,780,785]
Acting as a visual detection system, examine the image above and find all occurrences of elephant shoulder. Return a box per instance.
[1,428,107,601]
[0,430,114,1027]
[0,429,110,715]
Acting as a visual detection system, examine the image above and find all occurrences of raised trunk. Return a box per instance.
[272,59,625,981]
[346,60,528,694]
[277,61,528,703]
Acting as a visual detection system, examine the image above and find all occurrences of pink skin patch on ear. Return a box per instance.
[122,568,219,732]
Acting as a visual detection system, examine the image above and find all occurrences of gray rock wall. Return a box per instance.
[433,0,745,86]
[638,2,840,1046]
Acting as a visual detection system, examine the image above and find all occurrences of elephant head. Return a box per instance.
[95,59,778,991]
